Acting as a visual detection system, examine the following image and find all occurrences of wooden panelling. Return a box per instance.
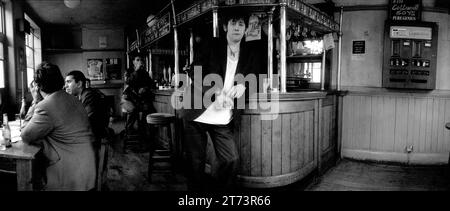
[249,114,260,176]
[238,105,318,188]
[319,95,338,173]
[281,114,291,174]
[241,115,252,176]
[290,113,300,171]
[272,115,282,176]
[342,93,450,164]
[261,119,272,177]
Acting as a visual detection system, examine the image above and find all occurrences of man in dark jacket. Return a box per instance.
[178,9,267,191]
[64,70,110,149]
[121,54,154,133]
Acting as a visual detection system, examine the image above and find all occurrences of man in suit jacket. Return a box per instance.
[121,54,154,133]
[178,9,267,191]
[64,70,110,149]
[21,62,96,191]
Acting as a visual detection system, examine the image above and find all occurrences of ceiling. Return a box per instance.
[24,0,170,27]
[24,0,328,27]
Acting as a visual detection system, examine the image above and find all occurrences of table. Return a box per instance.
[0,120,41,191]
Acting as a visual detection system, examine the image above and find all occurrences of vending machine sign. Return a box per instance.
[389,0,422,21]
[390,26,431,40]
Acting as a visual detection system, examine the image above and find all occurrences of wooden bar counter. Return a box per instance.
[150,89,340,188]
[235,91,339,188]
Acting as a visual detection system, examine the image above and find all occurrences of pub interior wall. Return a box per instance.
[331,0,450,164]
[44,25,125,78]
[331,1,450,90]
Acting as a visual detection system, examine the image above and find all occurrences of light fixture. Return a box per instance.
[147,14,156,27]
[64,0,81,9]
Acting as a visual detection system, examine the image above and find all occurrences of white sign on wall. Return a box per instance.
[99,36,107,48]
[390,26,432,40]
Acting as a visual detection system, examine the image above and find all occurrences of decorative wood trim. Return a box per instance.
[236,161,315,188]
[337,95,344,159]
[316,99,322,173]
[342,86,450,99]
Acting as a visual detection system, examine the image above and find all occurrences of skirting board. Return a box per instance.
[342,149,449,165]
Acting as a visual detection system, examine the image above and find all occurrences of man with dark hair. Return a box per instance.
[21,62,96,191]
[64,70,110,149]
[121,54,154,131]
[179,9,266,191]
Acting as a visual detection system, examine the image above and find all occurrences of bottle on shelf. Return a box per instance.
[166,66,172,88]
[160,67,167,90]
[2,113,11,149]
[181,59,190,87]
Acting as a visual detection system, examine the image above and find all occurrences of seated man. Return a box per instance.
[121,54,154,135]
[64,70,110,149]
[21,62,96,191]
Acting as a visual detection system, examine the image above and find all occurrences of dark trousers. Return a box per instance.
[183,120,239,191]
[125,101,152,137]
[125,109,140,131]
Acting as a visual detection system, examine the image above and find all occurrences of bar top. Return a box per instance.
[152,88,335,101]
[0,121,41,160]
[0,141,41,160]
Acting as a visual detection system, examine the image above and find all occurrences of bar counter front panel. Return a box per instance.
[151,89,340,188]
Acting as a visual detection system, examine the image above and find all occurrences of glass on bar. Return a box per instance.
[15,114,22,131]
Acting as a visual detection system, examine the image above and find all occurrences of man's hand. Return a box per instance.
[30,83,43,104]
[227,84,246,99]
[214,89,233,110]
[138,87,147,95]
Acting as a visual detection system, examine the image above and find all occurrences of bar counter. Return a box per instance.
[151,89,340,188]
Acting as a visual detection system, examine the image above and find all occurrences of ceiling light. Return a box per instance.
[64,0,81,9]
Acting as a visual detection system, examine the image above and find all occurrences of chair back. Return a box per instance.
[96,137,109,191]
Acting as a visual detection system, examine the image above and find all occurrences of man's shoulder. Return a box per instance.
[36,91,70,111]
[82,88,105,101]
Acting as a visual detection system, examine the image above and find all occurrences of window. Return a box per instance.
[303,40,323,83]
[24,14,41,87]
[306,62,322,83]
[0,3,6,89]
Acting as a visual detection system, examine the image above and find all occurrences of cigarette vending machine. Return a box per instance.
[382,21,438,89]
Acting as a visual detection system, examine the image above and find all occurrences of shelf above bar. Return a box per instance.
[286,0,339,33]
[176,0,217,27]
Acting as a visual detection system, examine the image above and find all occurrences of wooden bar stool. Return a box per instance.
[146,113,176,181]
[121,108,141,153]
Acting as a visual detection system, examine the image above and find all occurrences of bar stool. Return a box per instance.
[121,108,141,153]
[146,113,176,181]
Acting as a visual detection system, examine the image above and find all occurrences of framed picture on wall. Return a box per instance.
[105,58,122,80]
[87,59,105,80]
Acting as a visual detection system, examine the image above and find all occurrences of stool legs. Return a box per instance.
[123,112,147,153]
[148,123,175,182]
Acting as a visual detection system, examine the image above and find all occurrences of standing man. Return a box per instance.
[179,9,266,191]
[64,70,110,149]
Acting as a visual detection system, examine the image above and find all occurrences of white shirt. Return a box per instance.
[194,56,238,125]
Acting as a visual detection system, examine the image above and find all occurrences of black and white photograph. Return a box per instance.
[0,0,449,207]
